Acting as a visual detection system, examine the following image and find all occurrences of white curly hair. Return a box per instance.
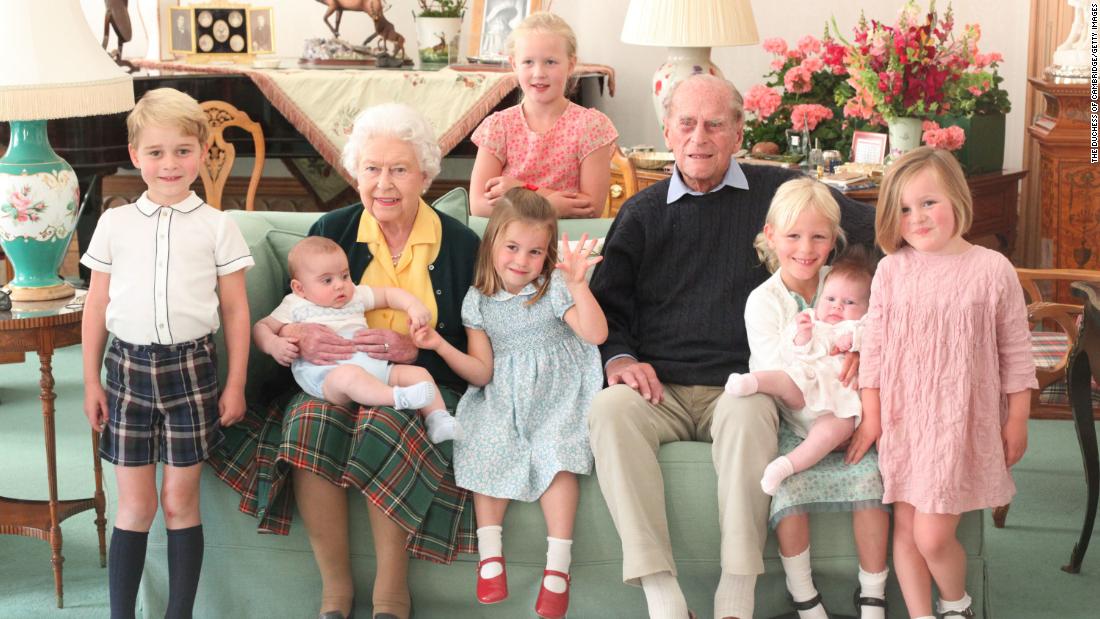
[340,103,442,190]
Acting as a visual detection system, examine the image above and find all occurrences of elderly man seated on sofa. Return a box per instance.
[587,74,879,619]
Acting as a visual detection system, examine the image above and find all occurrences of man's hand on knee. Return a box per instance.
[606,358,664,404]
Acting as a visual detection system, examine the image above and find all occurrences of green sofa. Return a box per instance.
[133,195,990,618]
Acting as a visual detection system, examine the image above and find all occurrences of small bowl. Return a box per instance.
[252,57,282,69]
[630,151,675,170]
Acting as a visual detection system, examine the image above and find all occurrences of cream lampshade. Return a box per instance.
[621,0,759,127]
[0,0,134,301]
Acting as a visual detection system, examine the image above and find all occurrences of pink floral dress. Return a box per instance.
[471,102,618,193]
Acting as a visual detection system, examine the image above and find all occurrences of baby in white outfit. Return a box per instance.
[255,236,459,443]
[726,261,872,494]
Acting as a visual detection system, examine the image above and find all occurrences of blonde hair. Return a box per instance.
[875,146,973,254]
[506,12,578,59]
[288,236,345,281]
[754,177,847,272]
[127,88,208,148]
[474,188,558,305]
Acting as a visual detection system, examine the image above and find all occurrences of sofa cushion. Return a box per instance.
[432,186,469,225]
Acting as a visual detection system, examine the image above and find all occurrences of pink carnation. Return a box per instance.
[784,65,814,94]
[800,56,824,73]
[797,35,822,56]
[922,125,966,151]
[922,120,941,131]
[973,52,1003,68]
[744,84,783,119]
[762,37,788,55]
[790,104,834,132]
[771,58,787,71]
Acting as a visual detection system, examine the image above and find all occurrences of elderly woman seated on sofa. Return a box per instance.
[210,103,480,619]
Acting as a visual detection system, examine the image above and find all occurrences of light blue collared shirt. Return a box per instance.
[666,156,750,204]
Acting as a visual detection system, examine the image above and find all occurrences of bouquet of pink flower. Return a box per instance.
[839,0,995,121]
[921,120,965,151]
[744,32,878,157]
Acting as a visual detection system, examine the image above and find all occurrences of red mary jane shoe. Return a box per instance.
[476,556,508,604]
[535,569,570,619]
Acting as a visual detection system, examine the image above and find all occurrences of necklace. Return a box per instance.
[390,250,402,265]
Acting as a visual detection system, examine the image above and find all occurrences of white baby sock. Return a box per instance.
[713,572,756,619]
[856,565,888,619]
[424,409,459,443]
[780,548,827,619]
[938,592,973,616]
[393,381,435,410]
[476,525,504,579]
[543,537,572,593]
[761,455,795,495]
[639,571,688,619]
[724,372,760,397]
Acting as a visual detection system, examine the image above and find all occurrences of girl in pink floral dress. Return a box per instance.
[469,12,617,219]
[852,147,1036,619]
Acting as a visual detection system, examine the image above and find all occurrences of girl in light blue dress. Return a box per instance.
[412,188,605,619]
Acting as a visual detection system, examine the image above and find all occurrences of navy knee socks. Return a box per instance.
[166,525,205,619]
[109,527,148,619]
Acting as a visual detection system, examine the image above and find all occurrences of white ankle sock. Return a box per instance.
[714,571,756,619]
[761,455,795,495]
[393,381,435,410]
[938,592,973,615]
[476,526,503,579]
[424,409,458,443]
[856,566,888,619]
[640,571,688,619]
[724,372,759,397]
[543,537,572,593]
[779,548,826,619]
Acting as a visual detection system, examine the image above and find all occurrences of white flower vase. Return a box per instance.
[887,117,923,158]
[416,16,461,69]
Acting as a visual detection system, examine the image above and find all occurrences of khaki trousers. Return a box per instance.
[588,384,779,584]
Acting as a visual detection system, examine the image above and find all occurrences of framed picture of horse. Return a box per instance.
[466,0,542,64]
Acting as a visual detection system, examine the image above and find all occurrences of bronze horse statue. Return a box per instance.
[314,0,405,59]
[102,0,133,68]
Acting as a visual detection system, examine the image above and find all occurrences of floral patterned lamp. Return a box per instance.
[0,0,134,301]
[621,0,759,128]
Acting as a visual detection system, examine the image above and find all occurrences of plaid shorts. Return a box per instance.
[100,334,223,467]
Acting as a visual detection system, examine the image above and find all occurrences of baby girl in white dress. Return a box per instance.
[726,251,874,495]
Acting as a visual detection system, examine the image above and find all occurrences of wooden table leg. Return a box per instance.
[1063,315,1100,574]
[92,430,107,567]
[36,342,65,608]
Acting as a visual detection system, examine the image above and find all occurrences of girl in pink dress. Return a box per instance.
[469,12,617,219]
[852,147,1037,619]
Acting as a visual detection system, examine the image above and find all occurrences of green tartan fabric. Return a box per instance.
[207,389,477,564]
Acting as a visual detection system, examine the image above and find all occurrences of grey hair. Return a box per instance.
[341,103,442,189]
[662,74,744,125]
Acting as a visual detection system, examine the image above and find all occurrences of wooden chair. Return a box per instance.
[992,267,1100,528]
[199,100,264,211]
[603,146,638,217]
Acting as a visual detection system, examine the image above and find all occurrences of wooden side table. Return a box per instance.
[1063,280,1100,573]
[0,289,107,607]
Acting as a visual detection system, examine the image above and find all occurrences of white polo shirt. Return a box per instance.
[80,192,254,345]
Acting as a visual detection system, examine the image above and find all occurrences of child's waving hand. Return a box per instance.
[555,233,603,285]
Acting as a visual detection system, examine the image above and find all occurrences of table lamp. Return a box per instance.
[0,0,134,301]
[621,0,759,126]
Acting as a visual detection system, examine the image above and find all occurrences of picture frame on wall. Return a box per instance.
[851,131,888,165]
[467,0,543,64]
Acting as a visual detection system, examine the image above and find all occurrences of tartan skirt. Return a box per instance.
[207,388,477,564]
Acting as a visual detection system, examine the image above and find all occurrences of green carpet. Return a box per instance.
[1,346,1098,618]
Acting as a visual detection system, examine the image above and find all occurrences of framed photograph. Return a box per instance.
[851,131,888,165]
[168,6,195,53]
[467,0,543,64]
[248,7,274,54]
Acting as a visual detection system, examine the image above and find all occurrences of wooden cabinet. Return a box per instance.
[1027,79,1099,273]
[609,165,1026,256]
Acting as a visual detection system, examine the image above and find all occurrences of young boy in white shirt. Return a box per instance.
[81,88,254,619]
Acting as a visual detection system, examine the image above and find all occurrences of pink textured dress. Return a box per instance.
[859,245,1037,514]
[471,102,618,193]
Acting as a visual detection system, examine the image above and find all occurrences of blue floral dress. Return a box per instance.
[453,271,603,502]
